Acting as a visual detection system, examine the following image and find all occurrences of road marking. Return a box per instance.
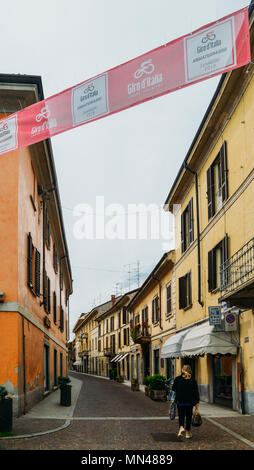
[206,417,254,449]
[23,416,171,420]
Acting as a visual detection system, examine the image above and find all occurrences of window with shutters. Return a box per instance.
[59,307,64,332]
[208,235,228,292]
[27,234,41,297]
[152,296,159,323]
[118,331,121,348]
[53,243,58,273]
[34,249,41,297]
[122,306,127,324]
[207,142,228,221]
[27,233,33,289]
[135,313,140,325]
[46,276,51,314]
[179,272,192,310]
[181,198,194,254]
[110,316,114,332]
[166,283,172,316]
[123,328,127,346]
[53,291,57,324]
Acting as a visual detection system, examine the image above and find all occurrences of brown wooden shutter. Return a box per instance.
[124,329,127,345]
[188,198,194,244]
[47,277,51,314]
[220,141,228,203]
[181,212,185,253]
[179,275,186,309]
[27,233,33,289]
[43,269,47,308]
[53,291,57,323]
[167,284,172,313]
[221,234,229,287]
[208,248,216,292]
[207,165,215,220]
[35,249,41,296]
[187,271,192,306]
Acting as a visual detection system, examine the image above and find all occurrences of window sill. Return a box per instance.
[183,304,193,312]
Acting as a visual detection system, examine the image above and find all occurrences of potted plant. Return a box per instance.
[144,376,152,397]
[131,377,139,391]
[109,368,117,380]
[130,323,141,342]
[116,375,124,383]
[0,386,12,434]
[58,376,72,406]
[149,374,166,401]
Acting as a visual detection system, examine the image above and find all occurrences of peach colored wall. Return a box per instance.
[0,131,68,412]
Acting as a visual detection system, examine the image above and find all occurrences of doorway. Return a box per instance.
[213,354,233,408]
[54,349,58,386]
[44,344,50,391]
[166,358,175,380]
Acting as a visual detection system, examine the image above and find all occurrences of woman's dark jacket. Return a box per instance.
[172,374,200,406]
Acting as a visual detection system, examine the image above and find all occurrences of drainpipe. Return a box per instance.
[238,314,246,414]
[22,316,27,414]
[184,164,203,307]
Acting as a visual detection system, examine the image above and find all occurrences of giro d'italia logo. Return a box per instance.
[35,105,51,123]
[134,59,155,79]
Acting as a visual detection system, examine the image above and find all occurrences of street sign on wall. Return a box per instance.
[209,306,222,325]
[225,312,238,331]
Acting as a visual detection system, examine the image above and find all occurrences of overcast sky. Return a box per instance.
[0,0,249,338]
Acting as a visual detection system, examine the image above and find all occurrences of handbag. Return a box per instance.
[192,410,202,427]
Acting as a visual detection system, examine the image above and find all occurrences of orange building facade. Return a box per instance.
[0,75,73,416]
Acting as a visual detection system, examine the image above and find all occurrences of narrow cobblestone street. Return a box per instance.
[0,372,254,453]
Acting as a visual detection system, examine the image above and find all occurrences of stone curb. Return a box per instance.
[0,419,71,440]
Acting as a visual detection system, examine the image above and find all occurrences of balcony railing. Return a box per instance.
[78,349,89,357]
[130,323,151,344]
[104,347,115,357]
[220,237,254,296]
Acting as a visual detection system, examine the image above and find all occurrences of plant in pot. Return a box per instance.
[130,323,141,342]
[109,368,117,381]
[143,376,152,397]
[116,375,124,383]
[131,377,139,391]
[149,374,166,401]
[58,376,72,407]
[0,386,13,435]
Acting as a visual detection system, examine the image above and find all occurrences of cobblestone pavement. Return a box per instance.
[0,372,254,451]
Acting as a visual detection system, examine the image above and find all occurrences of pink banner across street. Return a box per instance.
[0,7,250,156]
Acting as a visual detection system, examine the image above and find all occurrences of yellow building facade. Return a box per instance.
[163,9,254,414]
[128,251,175,384]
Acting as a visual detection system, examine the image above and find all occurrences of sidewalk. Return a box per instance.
[0,375,83,440]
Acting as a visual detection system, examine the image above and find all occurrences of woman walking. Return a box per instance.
[172,364,200,440]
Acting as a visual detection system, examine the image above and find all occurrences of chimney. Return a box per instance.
[111,295,116,306]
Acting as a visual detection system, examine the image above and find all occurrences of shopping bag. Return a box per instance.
[169,402,176,420]
[192,411,202,427]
